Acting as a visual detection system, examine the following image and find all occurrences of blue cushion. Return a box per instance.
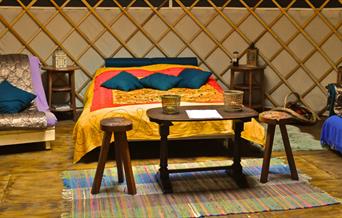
[101,71,143,91]
[105,57,198,67]
[0,80,36,114]
[140,73,181,90]
[177,68,212,89]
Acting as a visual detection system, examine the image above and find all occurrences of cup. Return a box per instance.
[224,90,244,112]
[161,95,181,114]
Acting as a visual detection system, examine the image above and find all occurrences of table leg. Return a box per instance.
[156,121,173,193]
[231,121,248,188]
[69,71,76,121]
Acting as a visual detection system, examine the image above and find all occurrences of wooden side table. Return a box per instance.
[230,64,266,111]
[338,66,342,84]
[42,65,79,120]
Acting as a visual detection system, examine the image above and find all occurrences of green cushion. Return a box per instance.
[177,68,212,89]
[140,73,181,90]
[101,71,143,91]
[0,80,36,114]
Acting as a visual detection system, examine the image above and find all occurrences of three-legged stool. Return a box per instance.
[91,117,136,195]
[259,111,299,183]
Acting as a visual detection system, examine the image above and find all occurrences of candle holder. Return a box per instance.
[53,47,67,69]
[232,51,239,66]
[161,95,181,114]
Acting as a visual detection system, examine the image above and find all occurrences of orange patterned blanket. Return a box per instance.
[91,66,223,111]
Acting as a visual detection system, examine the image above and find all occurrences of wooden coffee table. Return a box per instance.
[147,105,258,193]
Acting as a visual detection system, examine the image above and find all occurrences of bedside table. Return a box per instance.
[230,64,266,111]
[42,65,79,120]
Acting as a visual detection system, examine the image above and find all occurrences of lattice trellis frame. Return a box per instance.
[0,0,341,114]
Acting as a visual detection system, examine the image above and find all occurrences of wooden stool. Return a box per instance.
[91,117,136,195]
[259,111,299,183]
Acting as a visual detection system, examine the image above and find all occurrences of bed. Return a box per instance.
[73,58,264,163]
[321,73,342,154]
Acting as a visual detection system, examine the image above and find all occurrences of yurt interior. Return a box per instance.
[0,1,341,217]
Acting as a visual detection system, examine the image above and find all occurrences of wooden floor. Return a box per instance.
[0,120,341,217]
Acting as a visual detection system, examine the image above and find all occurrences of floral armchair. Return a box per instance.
[0,54,57,149]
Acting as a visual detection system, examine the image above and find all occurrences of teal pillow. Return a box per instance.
[101,71,143,91]
[177,68,212,89]
[140,73,181,90]
[0,80,36,114]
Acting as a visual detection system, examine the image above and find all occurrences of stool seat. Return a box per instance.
[259,111,293,124]
[259,110,298,183]
[92,117,136,195]
[101,117,133,132]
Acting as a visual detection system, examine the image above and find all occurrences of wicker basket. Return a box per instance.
[273,92,319,125]
[161,95,181,114]
[224,90,244,112]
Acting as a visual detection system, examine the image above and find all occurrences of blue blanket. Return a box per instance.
[321,115,342,153]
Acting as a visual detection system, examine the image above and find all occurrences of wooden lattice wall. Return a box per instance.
[0,0,341,113]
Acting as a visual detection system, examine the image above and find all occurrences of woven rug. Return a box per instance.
[267,125,323,151]
[62,159,339,217]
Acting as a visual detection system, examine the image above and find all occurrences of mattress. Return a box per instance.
[73,64,265,163]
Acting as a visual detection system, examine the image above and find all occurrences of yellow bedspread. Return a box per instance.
[73,64,265,163]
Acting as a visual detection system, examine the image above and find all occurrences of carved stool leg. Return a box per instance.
[114,132,124,183]
[279,124,299,180]
[260,124,276,183]
[91,131,112,194]
[116,131,136,195]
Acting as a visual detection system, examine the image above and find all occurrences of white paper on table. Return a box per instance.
[185,110,223,119]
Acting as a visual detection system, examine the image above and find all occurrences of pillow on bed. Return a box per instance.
[101,71,143,91]
[140,73,181,90]
[177,68,212,89]
[0,80,36,114]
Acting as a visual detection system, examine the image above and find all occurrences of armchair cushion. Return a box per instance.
[0,80,36,114]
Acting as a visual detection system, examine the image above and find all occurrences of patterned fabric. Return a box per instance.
[111,85,223,105]
[0,54,33,93]
[0,54,47,129]
[74,64,264,163]
[73,64,234,163]
[0,110,47,129]
[62,159,339,217]
[90,64,223,111]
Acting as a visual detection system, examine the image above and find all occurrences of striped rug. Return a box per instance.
[62,159,339,217]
